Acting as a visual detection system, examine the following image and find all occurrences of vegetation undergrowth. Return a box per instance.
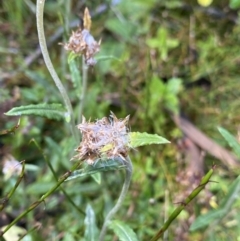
[1,0,240,240]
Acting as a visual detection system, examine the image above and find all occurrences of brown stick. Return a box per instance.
[172,114,240,168]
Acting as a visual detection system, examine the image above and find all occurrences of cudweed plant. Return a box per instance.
[1,1,215,241]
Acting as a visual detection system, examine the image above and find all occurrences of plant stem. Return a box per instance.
[0,161,25,212]
[36,0,78,143]
[78,56,88,124]
[31,139,85,215]
[99,156,133,241]
[150,166,215,241]
[0,161,82,237]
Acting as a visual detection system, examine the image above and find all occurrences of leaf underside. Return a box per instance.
[5,103,66,121]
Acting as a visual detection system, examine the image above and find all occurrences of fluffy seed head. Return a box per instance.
[63,8,100,66]
[64,29,101,66]
[73,113,130,165]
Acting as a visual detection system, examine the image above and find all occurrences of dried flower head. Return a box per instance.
[64,29,101,66]
[73,113,130,165]
[63,8,101,66]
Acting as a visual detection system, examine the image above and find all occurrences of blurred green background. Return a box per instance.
[1,0,240,240]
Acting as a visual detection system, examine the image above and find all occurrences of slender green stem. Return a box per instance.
[36,0,78,143]
[17,222,41,241]
[64,0,70,35]
[99,156,133,241]
[0,161,82,237]
[0,119,20,135]
[0,161,25,211]
[150,166,215,241]
[0,236,5,241]
[31,139,85,215]
[46,157,85,215]
[78,56,88,124]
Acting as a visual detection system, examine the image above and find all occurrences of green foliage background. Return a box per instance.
[1,0,240,240]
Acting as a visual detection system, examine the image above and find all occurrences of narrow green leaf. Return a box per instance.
[218,126,240,158]
[190,209,226,231]
[68,58,81,89]
[218,175,240,208]
[5,103,66,121]
[109,220,139,241]
[190,175,240,231]
[84,204,98,241]
[129,132,170,148]
[65,159,126,182]
[95,55,121,62]
[91,173,101,184]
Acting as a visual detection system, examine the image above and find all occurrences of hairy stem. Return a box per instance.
[99,156,133,241]
[36,0,78,142]
[78,56,88,124]
[0,161,25,212]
